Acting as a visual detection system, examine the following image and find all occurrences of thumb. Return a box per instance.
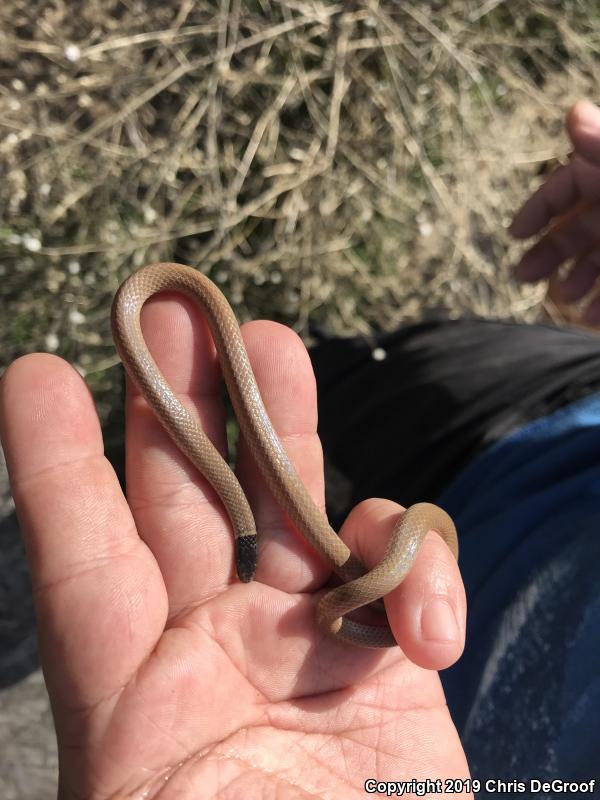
[567,100,600,165]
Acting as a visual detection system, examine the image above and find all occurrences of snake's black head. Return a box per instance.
[235,534,257,582]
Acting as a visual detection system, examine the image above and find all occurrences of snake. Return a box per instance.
[111,262,458,648]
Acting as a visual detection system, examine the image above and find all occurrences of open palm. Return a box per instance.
[0,292,469,799]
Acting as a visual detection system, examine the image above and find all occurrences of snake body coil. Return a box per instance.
[112,263,458,648]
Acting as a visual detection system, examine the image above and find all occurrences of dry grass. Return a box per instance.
[1,0,599,415]
[0,8,599,795]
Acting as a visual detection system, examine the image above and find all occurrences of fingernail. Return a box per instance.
[421,596,458,643]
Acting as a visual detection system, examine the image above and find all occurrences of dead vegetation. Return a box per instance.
[1,6,599,795]
[1,1,599,413]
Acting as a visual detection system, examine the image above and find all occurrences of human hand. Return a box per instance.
[0,293,469,799]
[511,100,600,328]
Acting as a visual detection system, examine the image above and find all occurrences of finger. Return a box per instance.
[0,354,166,710]
[509,162,581,241]
[234,320,330,593]
[514,202,600,282]
[555,248,600,303]
[123,296,327,613]
[510,106,600,242]
[122,291,239,618]
[567,99,600,165]
[340,499,465,670]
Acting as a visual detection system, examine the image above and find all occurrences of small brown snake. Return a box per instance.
[111,262,458,648]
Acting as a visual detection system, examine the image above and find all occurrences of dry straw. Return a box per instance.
[1,1,598,409]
